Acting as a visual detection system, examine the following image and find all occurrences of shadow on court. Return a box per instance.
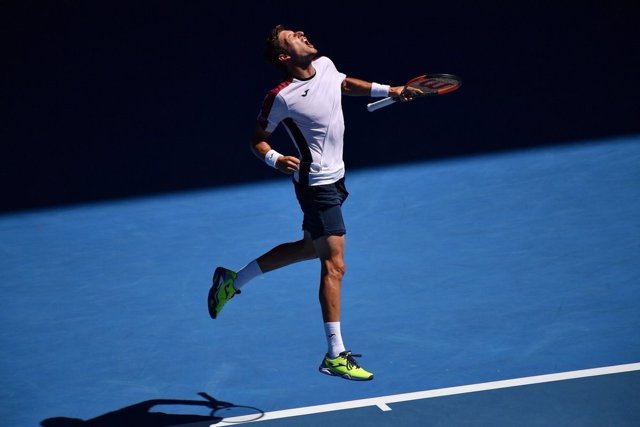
[40,393,263,427]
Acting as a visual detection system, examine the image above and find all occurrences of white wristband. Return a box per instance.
[265,149,282,168]
[371,82,390,97]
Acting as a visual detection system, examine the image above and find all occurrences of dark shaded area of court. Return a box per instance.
[2,2,640,212]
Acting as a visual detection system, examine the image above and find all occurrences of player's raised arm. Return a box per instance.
[341,77,405,98]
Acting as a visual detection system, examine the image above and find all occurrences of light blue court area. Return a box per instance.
[1,135,639,426]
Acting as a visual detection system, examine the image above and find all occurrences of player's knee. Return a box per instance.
[325,258,346,280]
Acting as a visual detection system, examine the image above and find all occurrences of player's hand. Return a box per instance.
[390,85,423,102]
[275,155,300,175]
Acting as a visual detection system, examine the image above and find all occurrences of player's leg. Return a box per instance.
[208,232,317,319]
[255,231,317,273]
[314,234,373,381]
[313,234,345,323]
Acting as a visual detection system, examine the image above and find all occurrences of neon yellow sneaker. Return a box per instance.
[208,267,240,319]
[319,351,374,381]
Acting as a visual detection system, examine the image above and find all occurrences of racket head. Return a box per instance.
[406,73,462,96]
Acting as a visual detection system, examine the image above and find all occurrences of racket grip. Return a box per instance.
[367,97,397,112]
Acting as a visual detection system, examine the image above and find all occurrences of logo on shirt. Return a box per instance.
[302,89,309,97]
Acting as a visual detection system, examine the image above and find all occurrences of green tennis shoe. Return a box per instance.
[319,351,374,381]
[208,267,240,319]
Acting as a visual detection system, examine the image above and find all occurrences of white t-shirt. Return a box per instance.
[257,56,347,186]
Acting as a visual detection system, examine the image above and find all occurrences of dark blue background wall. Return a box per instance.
[2,1,639,212]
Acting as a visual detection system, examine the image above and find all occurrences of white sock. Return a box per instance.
[234,260,262,291]
[324,322,346,358]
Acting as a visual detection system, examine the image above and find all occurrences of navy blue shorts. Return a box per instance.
[293,177,349,240]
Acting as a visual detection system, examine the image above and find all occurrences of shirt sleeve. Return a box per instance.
[319,56,346,84]
[257,90,287,133]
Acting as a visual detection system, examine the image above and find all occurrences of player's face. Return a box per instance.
[277,30,317,60]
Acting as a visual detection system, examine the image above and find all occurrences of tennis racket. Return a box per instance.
[367,73,462,112]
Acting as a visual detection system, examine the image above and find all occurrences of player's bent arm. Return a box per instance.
[249,125,300,174]
[250,125,273,160]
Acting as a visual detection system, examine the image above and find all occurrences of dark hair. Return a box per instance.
[264,24,288,73]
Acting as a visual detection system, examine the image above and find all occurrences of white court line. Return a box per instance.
[214,362,640,425]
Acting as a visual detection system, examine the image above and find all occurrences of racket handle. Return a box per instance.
[367,97,397,112]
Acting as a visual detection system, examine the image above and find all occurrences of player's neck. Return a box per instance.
[288,60,316,80]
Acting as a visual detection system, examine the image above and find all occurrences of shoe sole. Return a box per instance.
[208,267,224,319]
[319,365,374,381]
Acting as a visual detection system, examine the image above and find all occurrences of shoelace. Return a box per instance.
[341,351,362,369]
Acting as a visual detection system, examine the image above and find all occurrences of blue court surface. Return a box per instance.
[1,135,639,426]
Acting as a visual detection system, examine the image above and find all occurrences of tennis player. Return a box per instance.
[209,25,417,381]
